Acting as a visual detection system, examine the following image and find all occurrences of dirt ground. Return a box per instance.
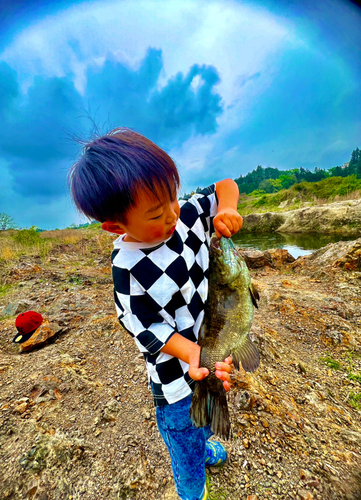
[0,235,361,500]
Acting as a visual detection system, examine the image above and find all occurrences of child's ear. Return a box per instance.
[101,221,125,235]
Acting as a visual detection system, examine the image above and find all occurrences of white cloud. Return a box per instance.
[1,0,294,102]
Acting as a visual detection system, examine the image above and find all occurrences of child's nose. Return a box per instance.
[166,205,178,223]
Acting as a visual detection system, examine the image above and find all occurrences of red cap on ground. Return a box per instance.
[15,311,43,335]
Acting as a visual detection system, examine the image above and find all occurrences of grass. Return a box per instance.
[206,475,229,500]
[348,392,361,410]
[0,226,114,266]
[318,355,343,370]
[318,353,361,411]
[0,284,12,298]
[237,174,361,215]
[348,372,361,384]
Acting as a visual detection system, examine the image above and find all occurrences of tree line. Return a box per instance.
[234,147,361,194]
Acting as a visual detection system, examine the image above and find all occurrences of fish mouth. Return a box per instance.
[210,235,222,254]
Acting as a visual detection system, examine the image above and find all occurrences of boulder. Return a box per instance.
[238,248,295,269]
[242,199,361,236]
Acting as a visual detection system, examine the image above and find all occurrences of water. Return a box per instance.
[232,232,353,259]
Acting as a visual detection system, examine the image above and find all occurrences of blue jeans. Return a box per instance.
[156,394,212,500]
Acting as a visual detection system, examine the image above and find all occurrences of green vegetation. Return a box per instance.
[348,392,361,410]
[67,274,86,286]
[0,225,113,266]
[12,227,43,246]
[235,146,361,195]
[318,352,361,411]
[0,284,12,297]
[319,355,343,370]
[348,372,361,384]
[236,174,361,214]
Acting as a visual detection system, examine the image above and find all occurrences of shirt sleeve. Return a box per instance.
[112,265,176,355]
[183,183,219,240]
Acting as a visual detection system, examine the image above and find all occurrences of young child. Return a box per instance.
[69,127,243,500]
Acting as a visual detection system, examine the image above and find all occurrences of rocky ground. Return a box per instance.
[0,234,361,500]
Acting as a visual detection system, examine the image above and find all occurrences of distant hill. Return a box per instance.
[234,147,361,195]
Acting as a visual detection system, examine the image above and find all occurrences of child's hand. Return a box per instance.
[188,354,233,393]
[215,356,233,392]
[213,208,243,239]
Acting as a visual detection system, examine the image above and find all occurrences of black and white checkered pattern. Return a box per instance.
[111,184,218,406]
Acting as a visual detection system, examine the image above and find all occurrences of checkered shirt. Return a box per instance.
[111,184,218,406]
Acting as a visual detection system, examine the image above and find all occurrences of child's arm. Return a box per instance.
[161,333,233,392]
[214,178,243,238]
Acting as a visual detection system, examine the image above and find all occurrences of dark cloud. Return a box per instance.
[85,48,223,148]
[148,64,223,147]
[0,69,87,200]
[0,48,223,205]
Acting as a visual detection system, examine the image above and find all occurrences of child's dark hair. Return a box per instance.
[68,128,180,223]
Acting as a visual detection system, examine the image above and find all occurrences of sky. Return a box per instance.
[0,0,360,229]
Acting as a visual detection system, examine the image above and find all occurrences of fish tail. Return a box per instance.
[231,334,260,372]
[190,378,230,440]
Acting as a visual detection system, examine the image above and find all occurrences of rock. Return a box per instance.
[242,199,361,236]
[2,302,20,317]
[19,432,84,472]
[102,398,122,422]
[243,439,250,448]
[268,248,295,267]
[1,299,33,316]
[278,200,361,236]
[300,469,313,480]
[26,479,38,498]
[238,249,275,269]
[209,466,221,474]
[19,320,61,352]
[297,489,314,500]
[242,212,286,233]
[234,391,252,410]
[8,263,43,282]
[13,402,29,414]
[238,248,295,270]
[298,362,307,373]
[291,238,361,275]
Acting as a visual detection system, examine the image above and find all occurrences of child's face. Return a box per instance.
[103,186,180,244]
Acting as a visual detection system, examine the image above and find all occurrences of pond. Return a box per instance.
[232,232,354,259]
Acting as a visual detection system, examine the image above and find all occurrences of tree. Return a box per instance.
[259,178,282,193]
[0,213,18,230]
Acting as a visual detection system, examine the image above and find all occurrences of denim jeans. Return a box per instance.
[156,394,212,500]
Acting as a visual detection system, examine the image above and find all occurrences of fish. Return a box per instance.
[190,235,260,439]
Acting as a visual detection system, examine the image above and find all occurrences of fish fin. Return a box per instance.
[190,378,230,440]
[251,281,260,301]
[231,335,260,373]
[199,323,206,341]
[248,285,259,309]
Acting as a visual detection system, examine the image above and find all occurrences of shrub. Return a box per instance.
[12,227,42,246]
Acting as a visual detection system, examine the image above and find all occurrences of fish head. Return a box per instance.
[210,235,242,285]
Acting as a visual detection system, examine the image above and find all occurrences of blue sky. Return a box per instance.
[1,0,360,229]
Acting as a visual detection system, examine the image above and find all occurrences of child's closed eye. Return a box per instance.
[151,213,162,220]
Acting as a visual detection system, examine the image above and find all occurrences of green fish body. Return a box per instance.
[190,235,260,439]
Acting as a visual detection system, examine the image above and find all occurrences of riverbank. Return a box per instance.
[0,231,360,499]
[241,199,361,236]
